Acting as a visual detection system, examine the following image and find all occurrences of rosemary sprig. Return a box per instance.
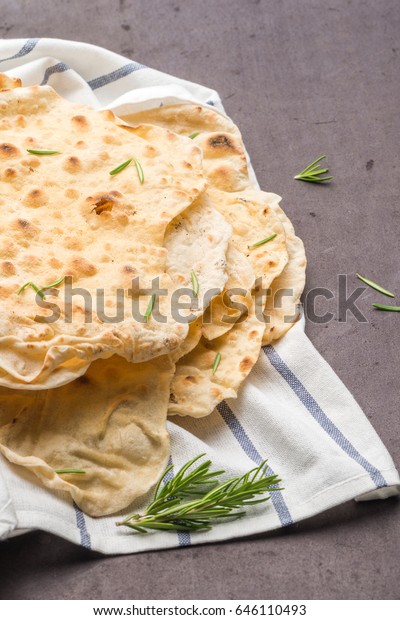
[109,158,132,175]
[26,149,61,155]
[144,293,156,321]
[372,303,400,312]
[294,155,333,183]
[134,158,144,184]
[212,352,221,374]
[117,454,281,533]
[188,132,200,139]
[191,270,199,297]
[17,276,66,299]
[356,274,395,298]
[249,233,277,249]
[55,469,86,475]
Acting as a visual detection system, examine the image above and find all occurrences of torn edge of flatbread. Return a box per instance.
[0,73,22,91]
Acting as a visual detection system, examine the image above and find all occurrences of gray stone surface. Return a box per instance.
[0,0,399,600]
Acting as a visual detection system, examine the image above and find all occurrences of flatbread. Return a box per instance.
[168,299,264,418]
[261,193,307,343]
[121,104,251,193]
[164,193,231,317]
[0,74,22,91]
[0,354,174,517]
[202,244,254,340]
[206,187,288,291]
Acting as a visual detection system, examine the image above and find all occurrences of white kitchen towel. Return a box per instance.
[0,38,398,555]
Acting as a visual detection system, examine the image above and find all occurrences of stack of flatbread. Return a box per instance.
[0,75,306,516]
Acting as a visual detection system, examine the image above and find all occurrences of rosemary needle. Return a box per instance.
[55,469,86,475]
[372,303,400,312]
[144,294,156,321]
[42,275,66,292]
[294,155,333,183]
[356,274,395,298]
[116,454,281,533]
[188,132,200,139]
[212,352,221,374]
[191,270,199,297]
[109,158,132,175]
[17,281,45,299]
[249,233,277,249]
[26,149,61,155]
[134,158,144,184]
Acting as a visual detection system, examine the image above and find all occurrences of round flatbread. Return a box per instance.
[0,354,174,517]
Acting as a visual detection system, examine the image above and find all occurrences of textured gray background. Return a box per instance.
[0,0,399,600]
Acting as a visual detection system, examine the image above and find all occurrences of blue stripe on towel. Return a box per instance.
[40,62,69,85]
[0,38,39,64]
[88,62,146,91]
[164,455,191,547]
[73,503,91,549]
[264,345,387,488]
[217,401,293,526]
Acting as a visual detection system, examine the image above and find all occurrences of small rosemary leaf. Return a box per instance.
[356,274,395,298]
[303,175,333,181]
[251,462,266,481]
[212,352,221,374]
[249,233,277,249]
[55,469,86,475]
[303,164,320,174]
[181,512,232,522]
[135,521,191,532]
[26,149,61,155]
[153,463,175,499]
[118,512,141,525]
[310,167,329,175]
[158,522,212,532]
[32,286,46,300]
[121,523,149,533]
[191,270,199,296]
[144,293,156,321]
[153,498,182,512]
[174,454,207,480]
[17,281,45,299]
[300,155,326,173]
[372,303,400,312]
[109,158,133,175]
[134,158,144,184]
[42,275,66,292]
[188,132,200,139]
[298,177,333,183]
[17,281,33,294]
[240,498,273,506]
[179,516,211,523]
